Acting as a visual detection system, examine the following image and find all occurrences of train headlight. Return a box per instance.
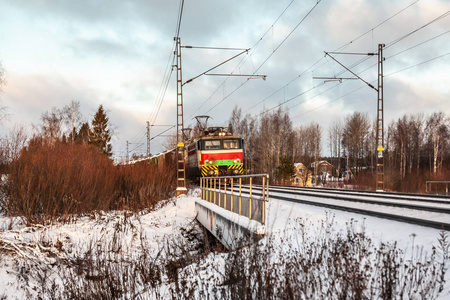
[233,159,237,164]
[209,160,213,165]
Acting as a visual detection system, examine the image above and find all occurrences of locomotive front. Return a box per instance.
[186,127,244,178]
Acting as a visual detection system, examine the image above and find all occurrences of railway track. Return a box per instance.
[235,185,450,230]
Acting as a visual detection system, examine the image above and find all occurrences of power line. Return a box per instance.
[386,52,450,77]
[259,8,449,116]
[342,30,450,77]
[175,0,185,39]
[186,0,296,120]
[334,0,420,52]
[149,0,185,127]
[284,5,450,119]
[204,0,323,116]
[290,50,449,119]
[385,10,450,49]
[150,125,176,141]
[242,0,420,116]
[386,30,450,60]
[292,82,367,120]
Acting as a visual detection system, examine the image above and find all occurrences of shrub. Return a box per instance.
[116,162,176,211]
[1,138,176,225]
[3,138,117,225]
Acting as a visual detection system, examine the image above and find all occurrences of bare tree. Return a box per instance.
[40,107,63,143]
[252,108,294,177]
[392,114,425,176]
[295,122,322,185]
[228,106,242,135]
[328,120,343,177]
[63,100,82,142]
[236,114,257,174]
[342,112,370,175]
[0,124,29,164]
[0,62,9,124]
[426,112,449,174]
[0,61,4,90]
[410,114,424,174]
[311,122,322,186]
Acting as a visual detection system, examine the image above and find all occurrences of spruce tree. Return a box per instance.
[75,122,90,144]
[275,156,296,184]
[89,105,112,157]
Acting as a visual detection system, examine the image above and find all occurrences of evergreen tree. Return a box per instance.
[74,122,90,144]
[275,156,296,185]
[89,105,112,157]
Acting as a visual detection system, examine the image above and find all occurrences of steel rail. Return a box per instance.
[256,184,450,203]
[233,186,450,231]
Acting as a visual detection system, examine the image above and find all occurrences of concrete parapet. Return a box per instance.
[195,198,266,250]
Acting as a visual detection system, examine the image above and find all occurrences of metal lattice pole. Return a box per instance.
[175,37,187,195]
[376,44,385,192]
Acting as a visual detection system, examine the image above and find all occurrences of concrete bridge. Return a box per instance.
[195,174,269,250]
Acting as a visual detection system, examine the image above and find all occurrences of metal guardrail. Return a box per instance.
[200,174,269,225]
[426,181,450,195]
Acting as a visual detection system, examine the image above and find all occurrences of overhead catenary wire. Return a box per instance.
[186,0,296,120]
[242,0,421,116]
[203,0,323,116]
[334,0,421,53]
[386,30,450,60]
[148,0,185,127]
[123,0,184,160]
[385,52,450,77]
[290,50,449,120]
[253,4,449,119]
[385,10,450,49]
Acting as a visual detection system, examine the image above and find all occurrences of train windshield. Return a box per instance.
[199,139,242,150]
[223,139,240,149]
[205,140,221,150]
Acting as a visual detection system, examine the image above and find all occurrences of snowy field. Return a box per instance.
[1,188,449,299]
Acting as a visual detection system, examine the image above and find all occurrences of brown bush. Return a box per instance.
[116,161,176,211]
[1,138,175,225]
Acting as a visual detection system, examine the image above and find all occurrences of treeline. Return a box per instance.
[0,101,175,226]
[228,106,450,192]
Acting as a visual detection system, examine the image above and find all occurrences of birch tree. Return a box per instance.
[328,120,343,177]
[342,112,370,175]
[426,112,449,174]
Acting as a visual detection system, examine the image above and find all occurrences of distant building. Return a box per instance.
[311,161,334,176]
[293,163,312,187]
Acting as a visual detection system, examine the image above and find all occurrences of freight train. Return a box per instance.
[124,122,244,181]
[185,126,244,180]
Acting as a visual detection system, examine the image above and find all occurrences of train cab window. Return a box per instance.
[223,139,240,149]
[205,140,221,150]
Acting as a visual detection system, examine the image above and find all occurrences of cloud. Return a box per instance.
[0,0,448,158]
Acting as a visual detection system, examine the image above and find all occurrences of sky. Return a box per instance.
[0,0,449,161]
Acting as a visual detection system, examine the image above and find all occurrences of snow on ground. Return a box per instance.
[0,188,449,299]
[267,197,447,252]
[266,197,450,299]
[0,192,199,299]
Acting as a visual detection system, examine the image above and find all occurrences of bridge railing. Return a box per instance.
[426,181,450,195]
[200,174,269,225]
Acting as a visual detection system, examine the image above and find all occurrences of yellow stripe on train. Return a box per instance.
[201,166,218,176]
[228,165,243,173]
